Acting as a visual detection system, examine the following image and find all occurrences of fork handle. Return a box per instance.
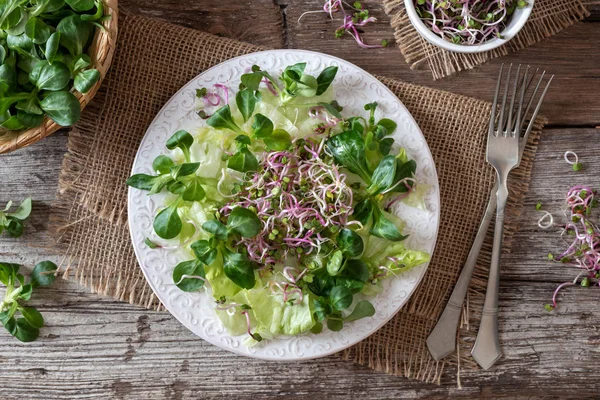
[426,184,497,361]
[471,178,509,370]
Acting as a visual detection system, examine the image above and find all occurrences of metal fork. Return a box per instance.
[426,65,553,367]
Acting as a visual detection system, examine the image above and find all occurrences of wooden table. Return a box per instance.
[2,1,600,398]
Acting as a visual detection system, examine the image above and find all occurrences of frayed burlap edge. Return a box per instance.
[384,0,595,79]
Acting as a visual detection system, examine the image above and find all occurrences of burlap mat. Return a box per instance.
[385,0,595,80]
[49,10,545,384]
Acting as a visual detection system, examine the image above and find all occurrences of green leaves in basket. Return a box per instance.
[0,1,104,131]
[0,260,58,342]
[0,198,32,238]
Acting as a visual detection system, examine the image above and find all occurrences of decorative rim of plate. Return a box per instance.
[127,49,440,360]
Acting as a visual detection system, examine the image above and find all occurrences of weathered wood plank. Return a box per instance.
[119,0,285,48]
[3,125,600,398]
[283,0,600,126]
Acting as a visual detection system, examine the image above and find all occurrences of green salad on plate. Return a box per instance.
[127,62,430,346]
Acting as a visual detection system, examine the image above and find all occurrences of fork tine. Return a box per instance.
[514,65,529,136]
[506,64,521,137]
[523,75,554,140]
[496,64,513,136]
[519,70,546,135]
[489,64,504,136]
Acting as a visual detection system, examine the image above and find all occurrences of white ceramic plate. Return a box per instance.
[128,50,440,360]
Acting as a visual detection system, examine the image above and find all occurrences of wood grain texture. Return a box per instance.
[2,0,600,398]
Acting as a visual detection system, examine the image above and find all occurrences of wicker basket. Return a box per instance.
[0,0,118,154]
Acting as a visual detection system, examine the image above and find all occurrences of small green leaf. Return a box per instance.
[344,300,375,322]
[57,15,93,56]
[202,220,228,241]
[330,286,353,310]
[326,130,371,182]
[313,298,331,321]
[165,130,194,162]
[379,138,394,156]
[0,263,20,286]
[315,66,338,96]
[297,74,317,98]
[5,219,24,237]
[152,155,175,174]
[370,208,407,241]
[65,0,95,11]
[326,250,344,276]
[352,199,373,225]
[31,261,58,287]
[190,240,218,265]
[173,260,205,292]
[72,54,91,72]
[25,17,53,44]
[222,248,256,289]
[367,155,397,196]
[263,129,291,151]
[206,105,244,135]
[126,174,158,191]
[182,177,205,202]
[336,229,364,258]
[240,71,264,92]
[7,197,32,220]
[20,307,44,329]
[11,318,40,342]
[235,89,256,123]
[326,318,343,332]
[144,238,159,249]
[317,101,343,119]
[343,259,370,283]
[310,321,323,334]
[227,207,261,238]
[391,159,416,193]
[45,32,61,63]
[73,68,100,93]
[227,148,259,173]
[30,61,71,91]
[40,91,81,126]
[154,204,182,239]
[251,113,273,138]
[377,118,397,135]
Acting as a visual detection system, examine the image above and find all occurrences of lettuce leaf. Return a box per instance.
[245,287,315,336]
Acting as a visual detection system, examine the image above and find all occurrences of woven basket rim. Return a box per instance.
[0,0,119,154]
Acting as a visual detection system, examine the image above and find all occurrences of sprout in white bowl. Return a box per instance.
[404,0,534,54]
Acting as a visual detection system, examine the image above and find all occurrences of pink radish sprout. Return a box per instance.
[220,138,354,267]
[297,1,387,49]
[545,185,599,310]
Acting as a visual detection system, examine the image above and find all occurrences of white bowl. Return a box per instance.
[404,0,534,54]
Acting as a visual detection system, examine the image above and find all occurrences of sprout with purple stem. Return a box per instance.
[545,184,600,311]
[297,1,388,49]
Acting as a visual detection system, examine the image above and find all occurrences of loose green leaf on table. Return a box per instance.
[0,198,32,238]
[0,260,58,342]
